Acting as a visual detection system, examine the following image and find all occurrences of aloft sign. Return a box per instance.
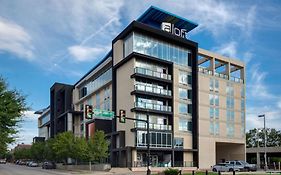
[161,22,188,39]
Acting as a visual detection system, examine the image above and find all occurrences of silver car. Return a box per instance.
[212,163,240,172]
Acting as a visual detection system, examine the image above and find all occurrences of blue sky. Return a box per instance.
[0,0,281,146]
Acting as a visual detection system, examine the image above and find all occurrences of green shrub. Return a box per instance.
[163,168,180,175]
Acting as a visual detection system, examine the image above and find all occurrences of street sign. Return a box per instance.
[93,109,114,120]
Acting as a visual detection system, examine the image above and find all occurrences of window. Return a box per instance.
[96,93,100,109]
[179,103,187,114]
[179,88,188,100]
[215,108,219,119]
[241,112,245,123]
[209,78,214,91]
[215,122,219,135]
[209,107,214,118]
[136,131,172,148]
[179,71,191,85]
[188,90,192,100]
[227,123,234,137]
[210,78,219,92]
[241,88,245,98]
[174,138,184,148]
[227,110,235,121]
[241,99,245,111]
[209,94,219,106]
[209,122,214,135]
[179,119,192,132]
[215,79,219,91]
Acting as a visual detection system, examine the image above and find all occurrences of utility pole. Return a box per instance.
[258,114,267,171]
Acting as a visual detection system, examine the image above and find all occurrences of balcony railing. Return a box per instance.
[135,122,172,131]
[214,72,229,80]
[230,76,244,83]
[134,67,172,80]
[135,102,172,112]
[134,84,172,96]
[198,67,213,75]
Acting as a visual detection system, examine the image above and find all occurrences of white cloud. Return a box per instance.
[68,45,107,62]
[213,41,238,58]
[0,17,34,59]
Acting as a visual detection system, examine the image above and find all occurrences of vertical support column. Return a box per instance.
[240,67,245,83]
[226,62,231,80]
[210,57,215,75]
[67,113,73,131]
[257,152,261,169]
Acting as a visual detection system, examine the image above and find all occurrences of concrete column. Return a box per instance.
[257,152,261,169]
[67,113,73,131]
[225,62,231,80]
[210,57,215,75]
[240,68,245,83]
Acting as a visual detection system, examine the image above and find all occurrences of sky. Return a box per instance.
[0,0,281,146]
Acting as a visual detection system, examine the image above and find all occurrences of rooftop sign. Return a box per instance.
[137,6,198,39]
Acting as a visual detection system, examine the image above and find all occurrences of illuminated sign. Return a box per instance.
[161,22,187,39]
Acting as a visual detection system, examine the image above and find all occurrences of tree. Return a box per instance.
[13,148,31,160]
[30,141,45,162]
[0,77,28,155]
[246,128,281,148]
[52,132,75,163]
[72,137,89,164]
[88,130,109,163]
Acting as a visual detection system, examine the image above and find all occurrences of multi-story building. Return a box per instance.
[39,6,246,169]
[36,106,51,140]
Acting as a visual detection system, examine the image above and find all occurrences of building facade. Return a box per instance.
[38,6,246,169]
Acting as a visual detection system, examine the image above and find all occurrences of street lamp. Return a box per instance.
[258,114,267,171]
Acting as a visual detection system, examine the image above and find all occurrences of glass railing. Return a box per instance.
[135,122,172,130]
[230,76,244,83]
[198,67,213,75]
[135,102,172,112]
[134,84,172,96]
[134,67,172,80]
[214,72,229,80]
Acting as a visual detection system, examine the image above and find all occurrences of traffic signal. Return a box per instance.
[119,109,126,123]
[85,105,93,119]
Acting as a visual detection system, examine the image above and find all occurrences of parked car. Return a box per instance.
[212,163,240,172]
[225,160,257,172]
[29,162,39,167]
[19,160,26,165]
[0,159,6,164]
[42,161,56,169]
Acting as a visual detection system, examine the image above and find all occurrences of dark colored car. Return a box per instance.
[42,161,56,169]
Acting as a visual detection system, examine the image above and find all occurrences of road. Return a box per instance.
[0,163,146,175]
[0,163,76,175]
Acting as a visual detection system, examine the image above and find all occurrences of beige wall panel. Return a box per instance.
[113,40,124,66]
[116,58,135,147]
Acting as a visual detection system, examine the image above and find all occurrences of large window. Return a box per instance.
[124,33,192,67]
[179,118,192,132]
[95,93,100,109]
[136,131,172,148]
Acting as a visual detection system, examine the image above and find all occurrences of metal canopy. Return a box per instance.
[137,6,198,33]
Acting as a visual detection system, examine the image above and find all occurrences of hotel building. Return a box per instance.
[38,6,246,169]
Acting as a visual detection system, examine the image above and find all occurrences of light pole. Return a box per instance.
[258,114,267,171]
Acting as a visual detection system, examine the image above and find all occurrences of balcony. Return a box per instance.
[134,83,172,97]
[134,101,172,112]
[214,72,228,80]
[135,122,172,131]
[134,67,172,81]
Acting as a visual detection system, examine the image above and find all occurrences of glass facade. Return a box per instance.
[124,33,192,67]
[79,68,112,99]
[174,138,184,148]
[136,131,172,148]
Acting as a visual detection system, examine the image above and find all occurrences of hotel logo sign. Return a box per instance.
[161,22,187,39]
